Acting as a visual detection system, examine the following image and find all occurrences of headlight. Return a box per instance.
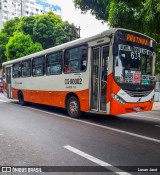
[150,95,154,102]
[111,93,126,105]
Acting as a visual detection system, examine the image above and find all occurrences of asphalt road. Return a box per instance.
[0,92,160,175]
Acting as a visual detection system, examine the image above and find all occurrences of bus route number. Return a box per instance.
[65,78,82,85]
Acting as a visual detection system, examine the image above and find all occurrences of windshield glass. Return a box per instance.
[114,44,156,86]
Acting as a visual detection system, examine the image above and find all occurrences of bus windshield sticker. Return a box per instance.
[149,76,156,81]
[142,77,149,85]
[124,70,134,83]
[133,71,141,84]
[115,66,123,77]
[142,75,149,80]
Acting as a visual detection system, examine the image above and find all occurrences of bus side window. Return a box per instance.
[12,62,21,78]
[64,45,88,73]
[32,56,45,76]
[81,46,88,71]
[46,51,62,75]
[22,60,31,77]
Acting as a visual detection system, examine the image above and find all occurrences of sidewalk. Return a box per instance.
[152,102,160,111]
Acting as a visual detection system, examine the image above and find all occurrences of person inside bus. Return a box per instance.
[81,60,86,71]
[126,63,131,70]
[65,65,69,73]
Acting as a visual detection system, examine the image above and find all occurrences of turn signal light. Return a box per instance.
[111,93,126,105]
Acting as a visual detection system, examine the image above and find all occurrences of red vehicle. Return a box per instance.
[0,76,3,92]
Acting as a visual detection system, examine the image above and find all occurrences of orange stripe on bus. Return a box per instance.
[12,88,90,111]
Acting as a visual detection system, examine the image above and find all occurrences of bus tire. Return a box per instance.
[18,91,25,106]
[67,96,81,118]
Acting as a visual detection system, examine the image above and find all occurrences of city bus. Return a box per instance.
[2,28,156,118]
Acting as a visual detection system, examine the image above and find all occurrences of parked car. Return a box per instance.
[0,76,3,92]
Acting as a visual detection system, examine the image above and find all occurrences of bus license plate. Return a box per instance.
[133,106,141,111]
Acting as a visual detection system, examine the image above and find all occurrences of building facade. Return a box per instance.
[0,0,62,29]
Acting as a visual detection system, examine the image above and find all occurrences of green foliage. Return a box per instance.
[0,32,9,68]
[5,32,42,61]
[33,15,55,49]
[74,0,110,20]
[18,16,35,36]
[2,17,20,36]
[54,22,79,45]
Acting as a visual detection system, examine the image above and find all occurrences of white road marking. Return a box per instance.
[0,99,7,102]
[143,116,160,121]
[64,145,131,175]
[126,113,160,121]
[155,125,160,128]
[2,100,160,144]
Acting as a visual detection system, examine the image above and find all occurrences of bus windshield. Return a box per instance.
[114,31,156,86]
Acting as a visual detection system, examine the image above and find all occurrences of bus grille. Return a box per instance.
[123,90,152,97]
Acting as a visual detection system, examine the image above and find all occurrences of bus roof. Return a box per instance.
[2,28,155,66]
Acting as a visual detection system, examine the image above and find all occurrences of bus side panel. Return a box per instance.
[3,80,7,95]
[12,88,18,100]
[11,88,90,111]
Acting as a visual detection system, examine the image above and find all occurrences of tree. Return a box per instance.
[0,32,9,68]
[2,17,20,36]
[54,22,79,45]
[5,32,42,61]
[33,15,56,49]
[18,16,36,36]
[0,17,20,67]
[73,0,110,21]
[32,13,79,49]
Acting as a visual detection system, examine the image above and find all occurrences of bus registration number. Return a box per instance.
[65,78,82,85]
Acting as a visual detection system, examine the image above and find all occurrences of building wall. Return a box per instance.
[0,0,61,29]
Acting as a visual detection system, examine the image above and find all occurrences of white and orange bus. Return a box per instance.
[2,28,156,118]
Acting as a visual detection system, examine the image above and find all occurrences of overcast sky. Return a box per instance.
[54,0,109,38]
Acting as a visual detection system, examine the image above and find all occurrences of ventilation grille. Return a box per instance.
[123,90,152,97]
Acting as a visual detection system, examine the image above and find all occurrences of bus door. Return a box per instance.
[6,66,12,98]
[91,45,109,112]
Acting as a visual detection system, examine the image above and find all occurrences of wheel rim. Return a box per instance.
[69,100,78,114]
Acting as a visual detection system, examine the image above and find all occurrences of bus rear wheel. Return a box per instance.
[18,91,25,106]
[67,96,81,118]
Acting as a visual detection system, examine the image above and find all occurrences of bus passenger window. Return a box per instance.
[64,45,88,73]
[22,60,31,77]
[13,62,21,78]
[32,56,45,76]
[46,51,62,75]
[80,46,87,71]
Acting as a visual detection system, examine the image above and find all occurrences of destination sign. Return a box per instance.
[126,34,150,46]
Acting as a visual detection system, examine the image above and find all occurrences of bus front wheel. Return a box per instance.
[67,96,81,118]
[18,92,25,106]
